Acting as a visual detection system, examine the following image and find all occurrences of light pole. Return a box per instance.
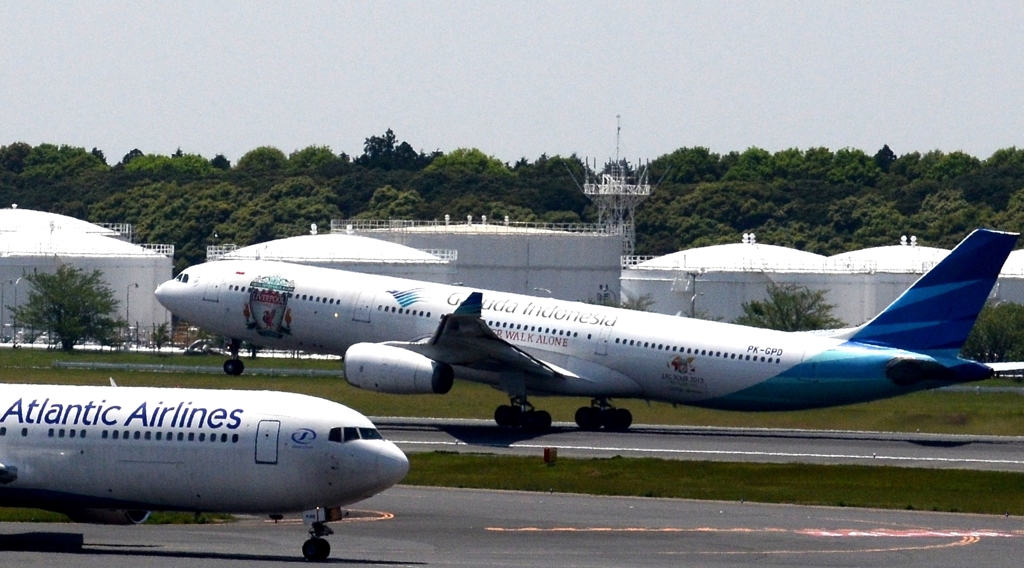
[1,280,6,342]
[12,278,21,344]
[126,283,138,348]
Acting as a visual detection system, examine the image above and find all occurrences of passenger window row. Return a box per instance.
[613,337,781,363]
[377,305,431,318]
[487,320,579,338]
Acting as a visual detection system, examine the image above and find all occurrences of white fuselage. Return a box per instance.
[157,260,923,410]
[0,384,408,514]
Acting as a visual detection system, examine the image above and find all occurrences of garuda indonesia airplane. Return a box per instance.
[0,383,408,561]
[156,229,1020,433]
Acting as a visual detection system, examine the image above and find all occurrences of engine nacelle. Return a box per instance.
[345,343,454,394]
[65,509,152,525]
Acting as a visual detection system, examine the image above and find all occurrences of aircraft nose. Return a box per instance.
[154,279,179,311]
[376,442,409,488]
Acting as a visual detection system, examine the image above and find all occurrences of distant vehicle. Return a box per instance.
[157,229,1022,433]
[0,383,408,561]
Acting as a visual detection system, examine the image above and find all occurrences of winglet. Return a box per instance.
[847,229,1018,355]
[453,292,483,317]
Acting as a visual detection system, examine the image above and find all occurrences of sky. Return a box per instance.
[2,1,1023,165]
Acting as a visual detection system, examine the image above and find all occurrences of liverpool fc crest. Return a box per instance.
[244,275,295,338]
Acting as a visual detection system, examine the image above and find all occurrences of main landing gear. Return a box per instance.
[223,338,244,376]
[575,398,632,432]
[494,396,552,431]
[301,521,333,561]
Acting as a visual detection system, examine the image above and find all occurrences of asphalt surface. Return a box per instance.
[376,417,1024,471]
[2,485,1024,567]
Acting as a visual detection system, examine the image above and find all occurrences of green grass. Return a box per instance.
[406,452,1024,515]
[4,347,1024,435]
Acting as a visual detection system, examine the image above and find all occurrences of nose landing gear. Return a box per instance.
[494,396,552,431]
[223,338,244,376]
[301,521,334,561]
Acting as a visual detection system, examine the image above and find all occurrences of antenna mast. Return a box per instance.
[582,116,650,256]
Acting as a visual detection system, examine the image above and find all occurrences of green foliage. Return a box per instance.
[123,153,215,177]
[961,302,1024,362]
[235,146,288,173]
[151,322,171,351]
[425,148,510,177]
[735,282,845,331]
[357,185,424,219]
[21,144,107,179]
[11,265,121,351]
[7,137,1024,272]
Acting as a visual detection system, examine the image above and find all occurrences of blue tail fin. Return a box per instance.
[847,229,1018,355]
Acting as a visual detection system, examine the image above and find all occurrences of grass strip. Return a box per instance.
[405,452,1024,515]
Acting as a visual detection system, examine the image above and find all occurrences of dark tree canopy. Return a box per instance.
[11,265,121,351]
[961,302,1024,363]
[734,283,845,331]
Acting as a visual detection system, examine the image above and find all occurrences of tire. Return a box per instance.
[494,405,514,427]
[575,407,600,431]
[302,538,330,561]
[610,408,632,432]
[302,539,319,561]
[534,410,552,430]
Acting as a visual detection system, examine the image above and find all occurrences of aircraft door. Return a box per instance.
[202,278,222,302]
[255,420,280,464]
[594,326,612,356]
[352,289,376,323]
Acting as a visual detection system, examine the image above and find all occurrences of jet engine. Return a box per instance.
[65,509,152,525]
[344,343,454,394]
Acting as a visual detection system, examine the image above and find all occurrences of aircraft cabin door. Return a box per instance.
[202,278,222,302]
[352,289,376,323]
[255,420,280,464]
[594,326,612,356]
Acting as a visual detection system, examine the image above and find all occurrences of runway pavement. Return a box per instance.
[376,417,1024,471]
[2,485,1023,567]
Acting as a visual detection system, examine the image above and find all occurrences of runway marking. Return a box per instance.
[259,509,394,525]
[393,439,1024,466]
[485,526,1015,554]
[486,527,1020,538]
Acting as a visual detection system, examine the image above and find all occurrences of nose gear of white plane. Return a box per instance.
[575,398,632,432]
[223,338,244,376]
[302,521,334,561]
[494,396,552,431]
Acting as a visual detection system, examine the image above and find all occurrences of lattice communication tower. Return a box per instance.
[582,119,650,255]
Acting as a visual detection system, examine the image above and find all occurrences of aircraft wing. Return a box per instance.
[387,292,576,380]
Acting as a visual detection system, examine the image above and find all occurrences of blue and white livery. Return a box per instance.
[156,229,1019,432]
[0,383,408,561]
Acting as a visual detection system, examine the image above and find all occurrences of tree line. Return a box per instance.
[3,134,1024,275]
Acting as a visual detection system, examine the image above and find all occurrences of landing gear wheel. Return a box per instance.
[523,410,552,431]
[223,359,244,376]
[576,399,632,432]
[495,405,517,427]
[302,537,330,561]
[605,408,632,432]
[575,407,601,431]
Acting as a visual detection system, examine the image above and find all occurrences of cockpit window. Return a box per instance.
[174,273,190,283]
[358,428,383,440]
[328,426,383,443]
